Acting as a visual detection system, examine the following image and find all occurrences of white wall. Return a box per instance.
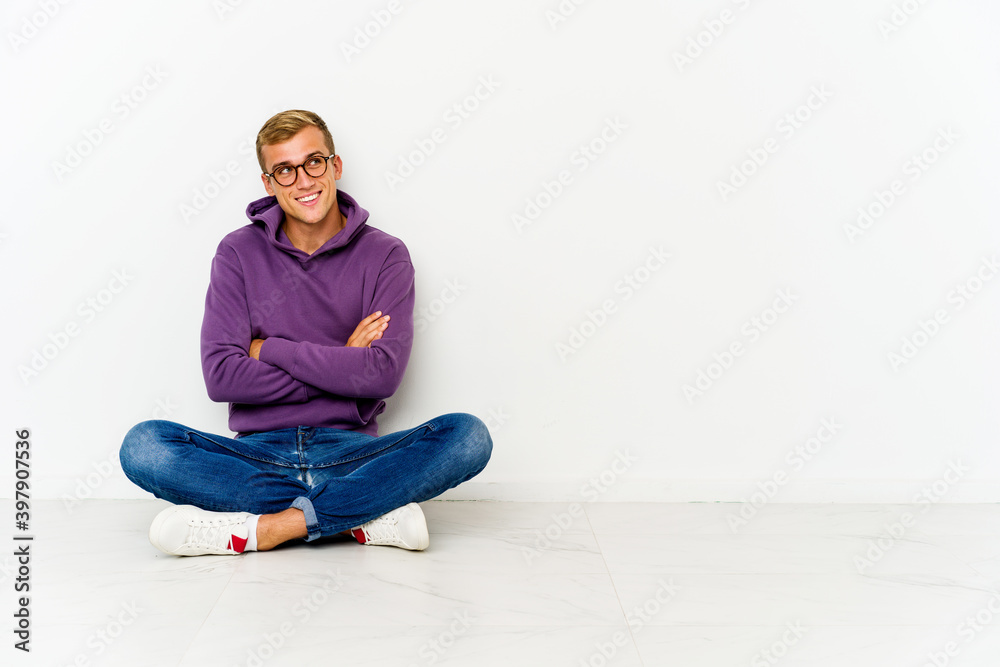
[2,1,998,504]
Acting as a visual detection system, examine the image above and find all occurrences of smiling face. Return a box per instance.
[260,125,343,233]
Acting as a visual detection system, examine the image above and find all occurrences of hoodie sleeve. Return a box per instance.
[258,255,415,399]
[201,244,317,405]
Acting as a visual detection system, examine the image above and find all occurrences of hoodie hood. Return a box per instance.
[245,189,370,262]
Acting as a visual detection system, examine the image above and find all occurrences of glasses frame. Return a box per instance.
[264,154,337,187]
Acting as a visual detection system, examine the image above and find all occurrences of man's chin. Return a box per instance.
[286,210,333,228]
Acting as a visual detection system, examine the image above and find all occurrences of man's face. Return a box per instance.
[260,125,343,229]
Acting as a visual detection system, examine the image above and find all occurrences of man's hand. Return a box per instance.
[248,312,387,359]
[347,311,390,348]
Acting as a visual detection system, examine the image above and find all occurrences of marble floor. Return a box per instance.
[5,499,1000,666]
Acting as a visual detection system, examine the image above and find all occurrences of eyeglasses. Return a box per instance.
[264,154,336,187]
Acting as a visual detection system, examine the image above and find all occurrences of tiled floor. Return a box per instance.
[5,499,1000,666]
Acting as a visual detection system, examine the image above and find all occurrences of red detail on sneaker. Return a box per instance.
[228,533,248,553]
[351,528,367,544]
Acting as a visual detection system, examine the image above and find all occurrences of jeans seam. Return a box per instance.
[309,424,433,468]
[208,437,297,468]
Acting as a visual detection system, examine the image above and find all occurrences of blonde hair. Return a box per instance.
[255,110,336,172]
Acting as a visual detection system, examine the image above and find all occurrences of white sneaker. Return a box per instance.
[149,505,252,556]
[351,503,429,551]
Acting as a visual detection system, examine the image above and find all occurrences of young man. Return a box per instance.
[119,110,491,556]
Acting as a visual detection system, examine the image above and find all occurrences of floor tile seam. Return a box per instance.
[173,560,245,665]
[602,570,896,575]
[222,566,625,577]
[580,531,1000,537]
[581,503,648,667]
[618,622,989,628]
[187,622,962,627]
[603,570,990,576]
[426,529,598,536]
[599,571,984,575]
[579,623,969,627]
[217,622,669,630]
[101,622,985,631]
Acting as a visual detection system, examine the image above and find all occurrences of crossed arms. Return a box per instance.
[200,244,414,406]
[249,311,388,359]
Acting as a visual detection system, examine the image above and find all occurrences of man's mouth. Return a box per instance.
[296,192,320,204]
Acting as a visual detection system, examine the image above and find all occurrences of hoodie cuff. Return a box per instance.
[259,336,298,375]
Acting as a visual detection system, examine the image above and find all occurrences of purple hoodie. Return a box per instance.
[200,190,415,436]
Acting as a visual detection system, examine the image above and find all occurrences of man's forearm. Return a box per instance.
[257,336,410,399]
[203,343,316,405]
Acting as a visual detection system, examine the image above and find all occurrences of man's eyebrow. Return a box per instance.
[269,151,326,170]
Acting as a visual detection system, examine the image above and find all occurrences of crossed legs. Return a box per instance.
[119,413,492,554]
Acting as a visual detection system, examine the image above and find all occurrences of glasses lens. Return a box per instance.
[273,166,297,186]
[303,156,328,178]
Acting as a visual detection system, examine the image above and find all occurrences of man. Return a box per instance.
[120,110,491,556]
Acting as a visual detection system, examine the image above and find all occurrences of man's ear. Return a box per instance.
[261,172,275,196]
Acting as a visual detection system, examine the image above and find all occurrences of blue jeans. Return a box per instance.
[119,413,492,541]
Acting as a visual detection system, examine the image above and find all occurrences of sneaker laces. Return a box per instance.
[359,514,401,544]
[185,516,245,550]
